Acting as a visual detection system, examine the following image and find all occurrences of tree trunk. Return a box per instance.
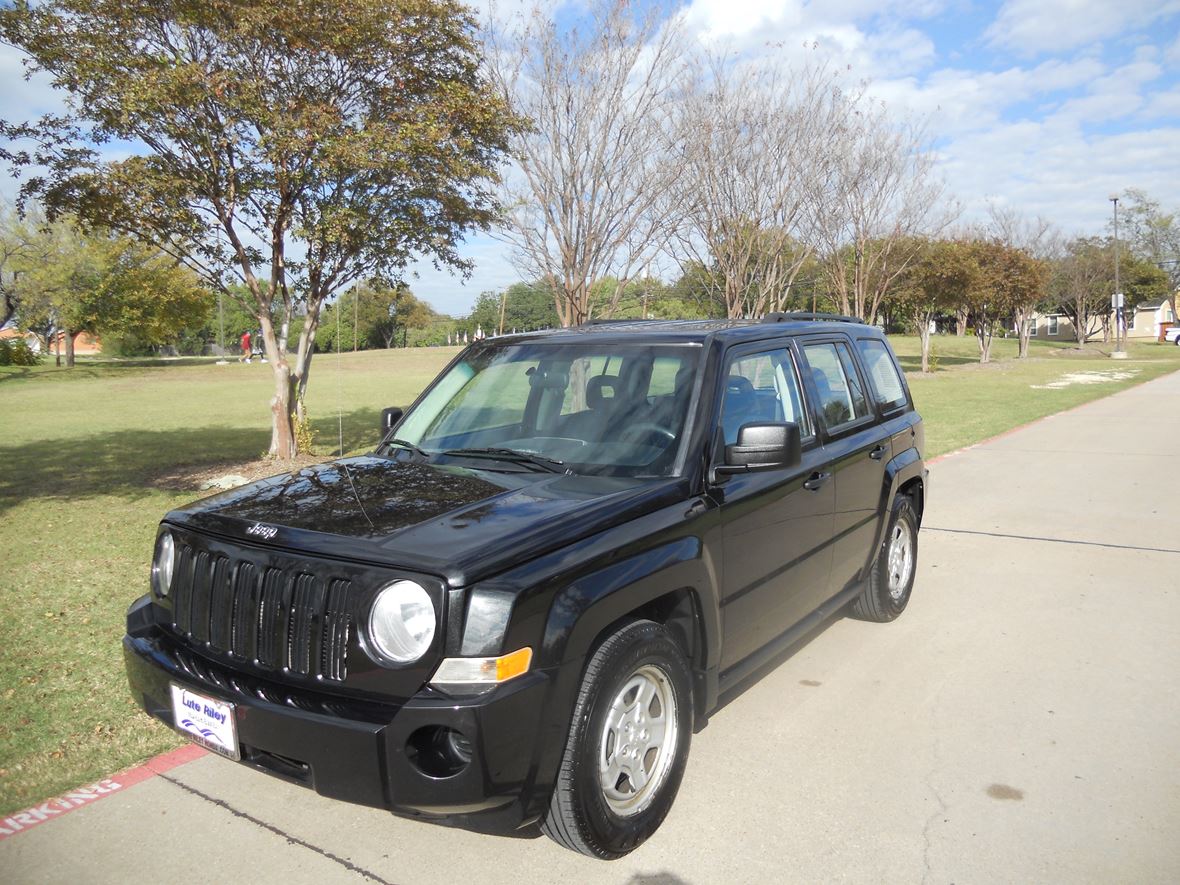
[64,329,77,367]
[1016,310,1032,358]
[1072,308,1086,345]
[260,314,296,459]
[956,307,968,337]
[977,324,992,363]
[293,309,322,425]
[913,309,933,373]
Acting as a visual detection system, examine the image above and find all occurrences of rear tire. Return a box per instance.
[850,495,919,622]
[541,620,693,859]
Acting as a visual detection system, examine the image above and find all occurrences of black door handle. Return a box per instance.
[803,471,831,491]
[869,444,887,461]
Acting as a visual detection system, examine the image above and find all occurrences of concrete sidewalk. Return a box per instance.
[4,370,1179,884]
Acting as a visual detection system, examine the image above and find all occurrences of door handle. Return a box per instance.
[869,444,887,461]
[803,471,831,491]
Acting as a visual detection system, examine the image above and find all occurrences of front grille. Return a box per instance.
[169,542,352,682]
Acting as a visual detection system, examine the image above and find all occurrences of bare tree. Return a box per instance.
[486,0,688,326]
[671,55,842,319]
[814,100,953,324]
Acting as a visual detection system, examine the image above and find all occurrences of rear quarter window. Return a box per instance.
[855,338,908,411]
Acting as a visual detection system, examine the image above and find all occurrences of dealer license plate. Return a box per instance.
[169,684,240,760]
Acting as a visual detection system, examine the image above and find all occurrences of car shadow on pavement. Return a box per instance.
[708,613,845,718]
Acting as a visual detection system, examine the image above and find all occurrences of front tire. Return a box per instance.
[850,495,919,622]
[541,620,693,859]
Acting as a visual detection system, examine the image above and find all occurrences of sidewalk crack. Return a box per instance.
[158,773,398,885]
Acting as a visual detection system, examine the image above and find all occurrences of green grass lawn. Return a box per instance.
[1,335,1178,815]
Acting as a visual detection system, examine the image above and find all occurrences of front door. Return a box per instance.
[715,343,835,674]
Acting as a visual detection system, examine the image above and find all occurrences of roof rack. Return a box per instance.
[762,311,865,325]
[580,318,660,326]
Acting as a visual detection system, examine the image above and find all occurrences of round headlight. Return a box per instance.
[369,580,436,663]
[153,531,175,596]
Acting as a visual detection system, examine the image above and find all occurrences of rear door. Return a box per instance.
[715,341,835,673]
[797,336,892,596]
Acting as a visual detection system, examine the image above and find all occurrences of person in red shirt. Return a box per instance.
[239,330,252,363]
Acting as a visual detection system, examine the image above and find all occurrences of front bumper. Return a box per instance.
[123,596,552,833]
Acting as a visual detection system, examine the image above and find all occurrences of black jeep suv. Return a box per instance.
[124,314,926,858]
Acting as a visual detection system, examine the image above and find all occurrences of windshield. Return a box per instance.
[392,342,701,477]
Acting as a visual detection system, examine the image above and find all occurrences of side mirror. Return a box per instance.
[380,406,404,437]
[717,422,801,475]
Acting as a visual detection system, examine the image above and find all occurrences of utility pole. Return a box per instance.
[354,284,359,353]
[498,290,507,337]
[1111,194,1126,359]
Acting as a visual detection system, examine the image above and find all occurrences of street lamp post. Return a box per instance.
[1110,194,1127,359]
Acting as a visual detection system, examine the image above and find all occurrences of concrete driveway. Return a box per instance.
[4,370,1179,884]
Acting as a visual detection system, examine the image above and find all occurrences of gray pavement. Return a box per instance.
[5,369,1180,884]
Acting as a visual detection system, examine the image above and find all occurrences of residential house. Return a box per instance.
[1122,298,1176,340]
[0,326,43,354]
[48,330,102,354]
[1018,312,1077,340]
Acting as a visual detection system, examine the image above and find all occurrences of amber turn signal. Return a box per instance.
[430,647,533,686]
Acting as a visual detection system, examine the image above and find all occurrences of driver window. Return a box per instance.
[721,348,809,446]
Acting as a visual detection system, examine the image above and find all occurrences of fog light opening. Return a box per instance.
[406,726,471,778]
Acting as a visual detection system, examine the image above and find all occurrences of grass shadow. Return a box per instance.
[309,406,383,456]
[0,406,384,514]
[895,353,979,373]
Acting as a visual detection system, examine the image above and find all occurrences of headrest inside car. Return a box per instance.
[586,375,618,409]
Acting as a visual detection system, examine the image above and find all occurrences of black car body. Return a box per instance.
[124,315,927,856]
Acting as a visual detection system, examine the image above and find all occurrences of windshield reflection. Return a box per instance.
[392,342,701,478]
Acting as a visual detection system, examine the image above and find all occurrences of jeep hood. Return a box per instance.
[167,456,683,586]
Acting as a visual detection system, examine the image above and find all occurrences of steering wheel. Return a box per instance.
[620,422,677,445]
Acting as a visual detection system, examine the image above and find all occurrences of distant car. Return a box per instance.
[1165,327,1180,345]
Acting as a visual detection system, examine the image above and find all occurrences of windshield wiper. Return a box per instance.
[441,447,567,474]
[381,437,431,460]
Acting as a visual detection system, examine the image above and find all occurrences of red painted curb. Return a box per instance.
[0,743,207,842]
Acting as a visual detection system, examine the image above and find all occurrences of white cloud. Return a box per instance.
[984,0,1180,55]
[941,122,1180,235]
[1140,86,1180,122]
[0,44,67,122]
[866,57,1107,137]
[403,233,521,316]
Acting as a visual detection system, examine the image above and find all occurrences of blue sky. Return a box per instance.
[3,0,1178,315]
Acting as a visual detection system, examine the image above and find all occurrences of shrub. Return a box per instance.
[0,338,41,366]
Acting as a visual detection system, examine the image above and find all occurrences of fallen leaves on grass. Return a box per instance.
[151,454,328,493]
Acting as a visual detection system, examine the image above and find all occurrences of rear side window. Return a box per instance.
[802,342,869,431]
[855,339,908,411]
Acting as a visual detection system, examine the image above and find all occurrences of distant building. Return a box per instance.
[48,330,103,354]
[1122,298,1176,340]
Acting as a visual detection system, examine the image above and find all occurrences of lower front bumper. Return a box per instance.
[123,597,553,833]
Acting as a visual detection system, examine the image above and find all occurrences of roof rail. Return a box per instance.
[762,311,865,325]
[579,318,659,326]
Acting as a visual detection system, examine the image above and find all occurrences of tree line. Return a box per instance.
[2,0,1176,456]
